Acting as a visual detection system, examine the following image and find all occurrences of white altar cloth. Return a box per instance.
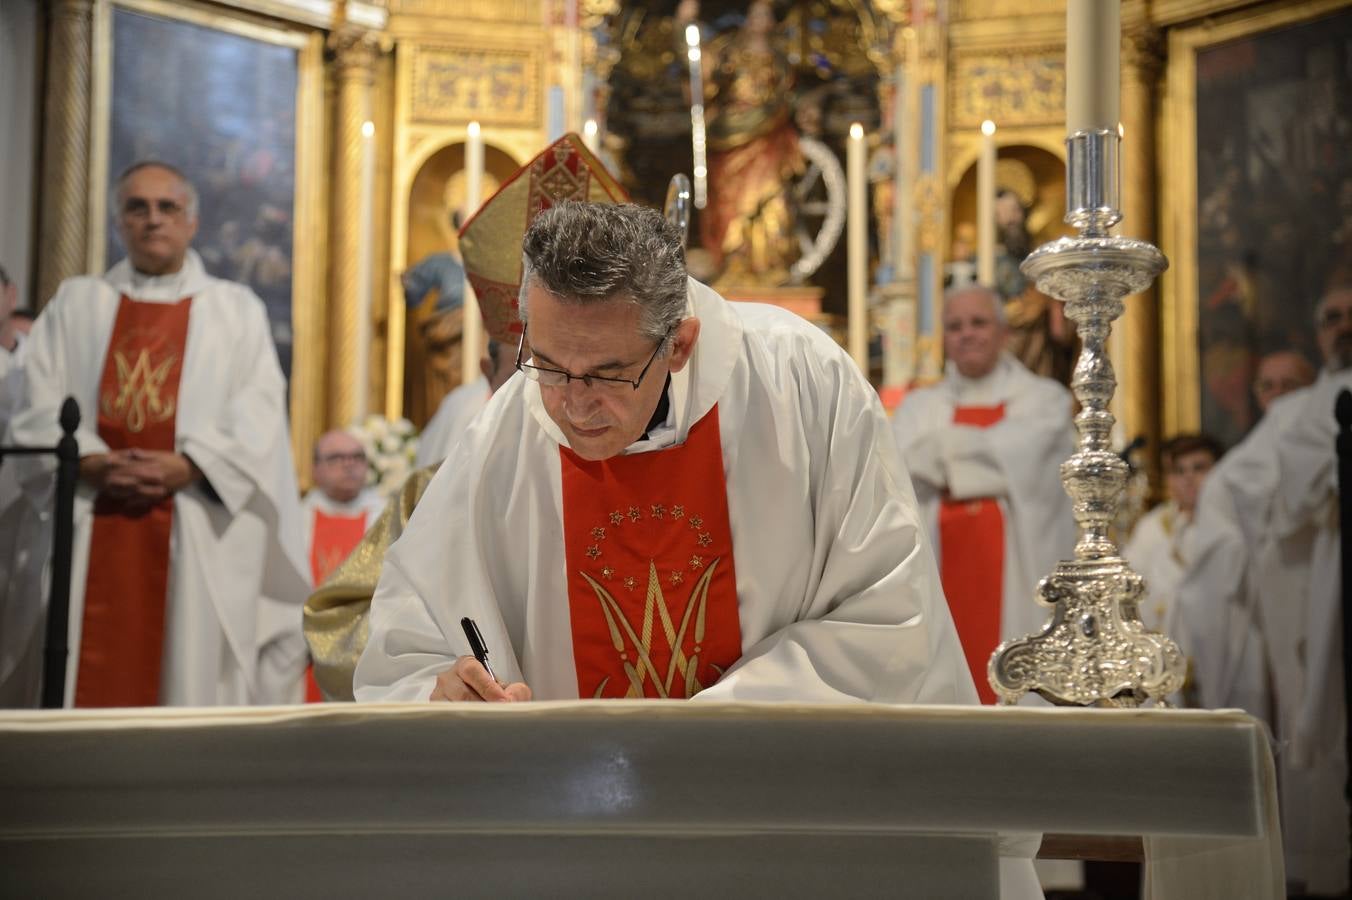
[0,703,1281,899]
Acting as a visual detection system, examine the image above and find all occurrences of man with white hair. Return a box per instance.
[302,429,386,587]
[1,160,310,708]
[891,284,1077,703]
[1176,283,1352,897]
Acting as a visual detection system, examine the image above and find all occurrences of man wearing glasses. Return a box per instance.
[1176,283,1352,896]
[355,196,974,712]
[2,161,310,709]
[302,430,385,588]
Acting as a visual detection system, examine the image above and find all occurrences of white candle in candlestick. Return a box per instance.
[461,121,485,387]
[977,119,996,286]
[1066,0,1120,134]
[847,122,868,372]
[356,119,375,420]
[583,118,599,153]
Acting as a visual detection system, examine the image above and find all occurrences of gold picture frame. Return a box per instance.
[1160,0,1352,440]
[87,0,326,478]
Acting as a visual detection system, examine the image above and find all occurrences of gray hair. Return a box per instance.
[114,160,200,222]
[1314,284,1352,324]
[943,283,1007,325]
[517,203,687,353]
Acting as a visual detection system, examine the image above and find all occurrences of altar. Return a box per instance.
[0,702,1281,899]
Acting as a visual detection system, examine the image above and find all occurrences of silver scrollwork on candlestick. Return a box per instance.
[988,129,1186,707]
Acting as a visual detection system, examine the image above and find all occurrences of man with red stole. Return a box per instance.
[355,135,975,710]
[2,161,310,707]
[891,285,1077,704]
[301,429,386,588]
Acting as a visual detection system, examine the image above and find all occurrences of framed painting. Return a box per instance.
[87,0,326,471]
[1161,0,1352,445]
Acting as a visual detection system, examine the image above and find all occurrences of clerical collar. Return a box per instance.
[640,374,673,441]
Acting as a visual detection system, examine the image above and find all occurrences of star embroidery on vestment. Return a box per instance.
[591,526,606,541]
[671,505,685,519]
[601,566,615,580]
[609,511,624,526]
[689,515,704,530]
[623,576,637,591]
[586,544,601,560]
[627,506,641,522]
[669,570,684,586]
[697,532,712,547]
[651,504,666,519]
[689,555,704,570]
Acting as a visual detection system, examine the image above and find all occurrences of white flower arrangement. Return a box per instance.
[348,414,419,497]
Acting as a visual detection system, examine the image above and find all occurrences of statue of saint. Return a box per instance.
[678,0,803,287]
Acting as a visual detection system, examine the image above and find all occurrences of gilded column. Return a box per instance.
[327,27,379,427]
[37,0,93,307]
[1117,25,1165,460]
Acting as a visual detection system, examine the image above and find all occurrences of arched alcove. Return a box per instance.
[402,141,519,426]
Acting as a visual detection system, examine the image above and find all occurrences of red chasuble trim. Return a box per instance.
[938,403,1006,705]
[309,508,368,587]
[77,295,192,707]
[560,408,742,699]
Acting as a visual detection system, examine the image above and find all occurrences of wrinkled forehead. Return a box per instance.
[119,166,191,202]
[317,430,364,456]
[943,291,1001,324]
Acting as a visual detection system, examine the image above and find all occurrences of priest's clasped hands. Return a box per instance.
[429,657,533,703]
[80,449,201,514]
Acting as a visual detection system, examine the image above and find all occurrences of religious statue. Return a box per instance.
[677,0,805,287]
[992,183,1075,385]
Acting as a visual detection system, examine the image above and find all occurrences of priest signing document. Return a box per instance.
[356,145,986,712]
[2,161,310,708]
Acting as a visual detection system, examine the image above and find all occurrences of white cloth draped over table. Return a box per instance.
[0,250,312,708]
[889,353,1078,658]
[1176,370,1350,896]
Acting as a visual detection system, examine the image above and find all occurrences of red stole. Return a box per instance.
[76,295,192,707]
[938,403,1006,705]
[560,408,742,699]
[309,508,368,586]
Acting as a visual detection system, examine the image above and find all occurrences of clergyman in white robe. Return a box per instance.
[1176,371,1349,895]
[1,250,312,707]
[890,352,1077,699]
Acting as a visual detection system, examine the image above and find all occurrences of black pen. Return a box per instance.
[460,617,498,683]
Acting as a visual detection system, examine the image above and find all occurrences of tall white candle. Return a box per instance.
[461,121,485,387]
[355,119,375,420]
[977,120,996,287]
[891,63,909,279]
[583,118,599,153]
[1066,0,1120,134]
[847,122,868,372]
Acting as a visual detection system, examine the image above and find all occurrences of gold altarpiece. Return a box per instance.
[32,0,1329,484]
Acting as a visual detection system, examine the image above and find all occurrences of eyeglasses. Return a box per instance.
[122,198,188,220]
[515,322,672,392]
[316,451,367,466]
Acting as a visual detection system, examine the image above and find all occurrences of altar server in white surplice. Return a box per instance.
[890,285,1077,703]
[1,161,311,709]
[1176,284,1352,897]
[1121,434,1222,635]
[413,340,516,467]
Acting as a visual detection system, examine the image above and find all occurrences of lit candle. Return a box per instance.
[461,121,484,387]
[686,24,708,210]
[355,119,375,419]
[1066,0,1120,134]
[583,118,599,153]
[977,119,996,286]
[847,122,868,371]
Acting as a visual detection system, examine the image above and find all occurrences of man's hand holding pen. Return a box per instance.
[429,656,533,702]
[429,617,533,702]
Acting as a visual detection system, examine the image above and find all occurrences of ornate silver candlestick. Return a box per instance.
[988,129,1186,707]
